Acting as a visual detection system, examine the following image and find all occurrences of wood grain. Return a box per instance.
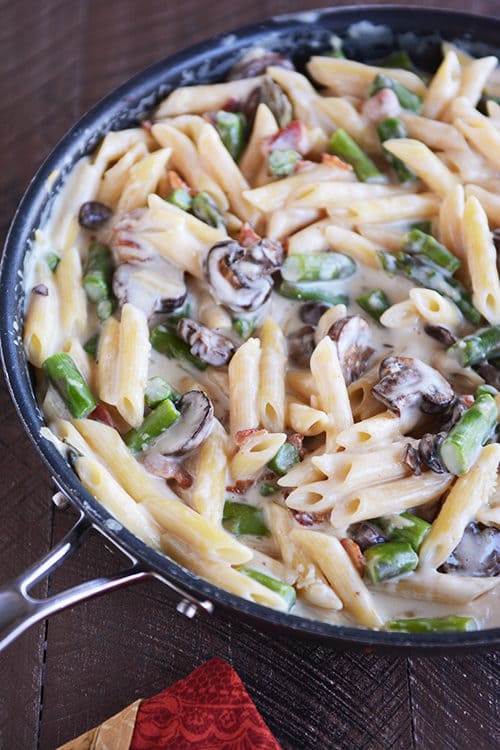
[0,1,499,749]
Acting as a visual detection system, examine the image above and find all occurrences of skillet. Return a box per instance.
[1,5,500,653]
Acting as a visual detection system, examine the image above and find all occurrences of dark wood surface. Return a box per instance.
[1,1,499,748]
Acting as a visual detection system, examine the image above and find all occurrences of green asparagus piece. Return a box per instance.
[278,281,348,307]
[259,481,281,497]
[167,188,193,212]
[329,129,384,182]
[239,567,296,609]
[402,229,461,275]
[409,220,432,234]
[83,242,114,304]
[439,392,498,475]
[448,325,500,367]
[191,191,226,230]
[268,148,301,176]
[216,111,247,162]
[125,398,180,452]
[384,512,431,552]
[83,333,99,359]
[385,615,477,633]
[364,541,419,583]
[356,288,391,322]
[268,442,300,476]
[96,297,115,321]
[150,325,208,371]
[43,353,96,419]
[378,251,481,324]
[232,317,256,340]
[376,118,416,183]
[223,501,269,536]
[370,73,423,113]
[373,50,421,75]
[46,252,60,272]
[281,252,356,282]
[144,376,180,409]
[476,384,498,398]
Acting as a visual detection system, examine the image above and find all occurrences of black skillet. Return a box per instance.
[1,6,500,653]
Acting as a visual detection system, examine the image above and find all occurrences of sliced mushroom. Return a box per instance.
[299,301,330,326]
[348,521,388,551]
[476,362,500,391]
[327,315,375,385]
[111,208,159,263]
[372,356,455,415]
[113,255,187,319]
[227,49,294,80]
[243,75,293,129]
[177,318,235,366]
[78,200,112,230]
[205,239,277,312]
[245,237,284,272]
[150,390,214,456]
[439,522,500,577]
[424,324,458,348]
[287,325,315,369]
[142,454,193,488]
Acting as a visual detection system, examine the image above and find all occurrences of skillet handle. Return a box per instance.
[0,512,153,652]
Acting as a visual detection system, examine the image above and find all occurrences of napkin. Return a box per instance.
[58,657,281,749]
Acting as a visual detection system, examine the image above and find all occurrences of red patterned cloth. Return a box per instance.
[129,657,282,750]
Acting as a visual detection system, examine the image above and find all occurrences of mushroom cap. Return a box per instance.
[205,240,276,312]
[149,390,214,456]
[327,315,374,385]
[372,356,455,415]
[439,523,500,577]
[177,318,235,366]
[113,255,187,319]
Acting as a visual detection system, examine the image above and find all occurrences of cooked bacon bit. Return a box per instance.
[168,169,192,194]
[32,284,48,296]
[143,454,193,488]
[321,153,353,171]
[362,88,400,124]
[89,404,117,428]
[341,538,366,577]
[463,394,475,408]
[287,433,304,459]
[221,97,240,113]
[141,119,153,133]
[235,428,265,447]
[226,479,255,494]
[238,222,261,248]
[262,120,310,155]
[292,510,329,526]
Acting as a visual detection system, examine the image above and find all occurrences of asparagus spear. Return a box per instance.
[216,111,247,162]
[46,252,60,272]
[370,73,423,113]
[402,229,461,275]
[329,128,384,182]
[268,442,300,476]
[83,242,114,304]
[376,118,416,183]
[144,376,180,409]
[356,288,390,322]
[125,398,180,452]
[83,333,99,360]
[281,252,356,282]
[378,251,480,324]
[385,615,477,632]
[278,281,348,306]
[43,353,96,419]
[167,188,193,211]
[239,567,296,609]
[259,481,281,497]
[150,325,208,371]
[448,325,500,367]
[439,392,498,475]
[95,297,115,321]
[223,501,269,536]
[410,220,432,234]
[268,148,301,176]
[364,541,419,583]
[373,50,421,75]
[382,512,431,552]
[232,317,256,340]
[191,191,226,230]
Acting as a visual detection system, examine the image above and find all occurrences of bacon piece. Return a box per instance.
[238,222,261,248]
[341,538,366,577]
[226,479,255,495]
[262,120,311,156]
[291,510,329,526]
[168,169,192,193]
[287,433,304,460]
[89,404,116,429]
[321,153,353,171]
[234,428,265,447]
[143,454,193,488]
[362,88,400,123]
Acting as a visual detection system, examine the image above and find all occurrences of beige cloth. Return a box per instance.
[57,699,142,750]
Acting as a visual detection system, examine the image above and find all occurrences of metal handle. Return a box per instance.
[0,498,213,652]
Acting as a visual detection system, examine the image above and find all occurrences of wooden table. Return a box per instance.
[1,1,499,747]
